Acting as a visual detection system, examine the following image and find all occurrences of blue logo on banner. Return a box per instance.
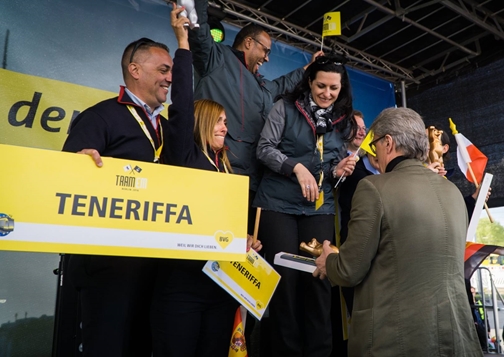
[0,213,14,236]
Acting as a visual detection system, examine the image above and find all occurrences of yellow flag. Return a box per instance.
[322,12,341,37]
[359,130,376,157]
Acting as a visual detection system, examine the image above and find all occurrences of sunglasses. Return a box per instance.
[315,56,343,65]
[251,37,271,57]
[129,37,156,63]
[369,134,387,154]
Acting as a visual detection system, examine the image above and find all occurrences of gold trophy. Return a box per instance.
[299,238,339,257]
[427,126,444,167]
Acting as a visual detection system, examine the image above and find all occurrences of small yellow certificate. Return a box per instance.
[203,249,281,320]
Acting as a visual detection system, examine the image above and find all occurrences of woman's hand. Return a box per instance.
[247,234,263,253]
[427,162,447,177]
[293,163,319,202]
[333,156,356,179]
[170,2,190,49]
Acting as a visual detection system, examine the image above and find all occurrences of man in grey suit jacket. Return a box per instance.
[314,107,483,356]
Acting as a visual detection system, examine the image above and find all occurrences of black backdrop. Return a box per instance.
[408,58,504,207]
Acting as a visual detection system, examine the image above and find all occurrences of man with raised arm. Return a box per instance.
[188,0,323,232]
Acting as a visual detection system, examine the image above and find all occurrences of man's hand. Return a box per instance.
[304,50,324,70]
[171,2,190,50]
[472,185,492,202]
[313,240,336,280]
[77,149,103,167]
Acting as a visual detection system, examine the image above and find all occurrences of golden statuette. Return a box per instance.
[427,126,444,166]
[299,238,339,257]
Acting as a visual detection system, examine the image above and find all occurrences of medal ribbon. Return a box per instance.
[202,150,229,174]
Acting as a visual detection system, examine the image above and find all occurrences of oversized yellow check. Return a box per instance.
[0,144,248,261]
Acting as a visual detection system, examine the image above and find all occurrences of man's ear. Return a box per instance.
[385,134,394,154]
[243,37,253,51]
[128,63,141,80]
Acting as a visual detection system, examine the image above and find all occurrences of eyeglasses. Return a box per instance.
[129,37,156,63]
[315,56,343,65]
[251,38,271,57]
[357,125,367,133]
[369,134,387,154]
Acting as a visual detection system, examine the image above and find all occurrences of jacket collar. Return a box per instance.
[117,85,137,106]
[294,96,345,136]
[206,145,227,172]
[385,157,426,173]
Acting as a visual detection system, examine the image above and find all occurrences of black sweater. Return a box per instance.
[63,87,165,162]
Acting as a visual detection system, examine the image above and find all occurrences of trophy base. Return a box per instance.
[274,252,316,273]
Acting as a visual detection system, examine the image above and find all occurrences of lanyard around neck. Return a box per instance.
[202,150,229,174]
[127,105,163,163]
[316,135,324,190]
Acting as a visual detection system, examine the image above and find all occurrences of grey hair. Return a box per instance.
[369,107,429,161]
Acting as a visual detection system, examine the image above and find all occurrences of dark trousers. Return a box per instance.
[68,254,157,357]
[330,286,348,356]
[150,261,237,357]
[259,211,333,357]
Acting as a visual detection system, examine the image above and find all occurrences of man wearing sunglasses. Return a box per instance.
[313,107,483,356]
[62,37,173,357]
[188,0,323,236]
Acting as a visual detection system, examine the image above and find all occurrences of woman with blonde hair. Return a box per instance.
[151,6,260,356]
[192,99,232,173]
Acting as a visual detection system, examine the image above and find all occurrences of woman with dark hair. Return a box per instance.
[254,55,357,356]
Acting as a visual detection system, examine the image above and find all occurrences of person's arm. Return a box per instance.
[265,68,304,100]
[303,50,324,70]
[62,109,108,167]
[265,50,324,98]
[464,194,476,219]
[187,0,222,77]
[325,178,383,287]
[256,100,291,174]
[257,100,318,201]
[62,109,108,153]
[165,6,198,166]
[330,155,356,186]
[171,3,190,50]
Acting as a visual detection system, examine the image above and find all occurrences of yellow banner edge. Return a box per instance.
[0,241,246,261]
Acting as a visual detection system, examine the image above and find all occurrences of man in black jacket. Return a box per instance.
[188,0,323,234]
[62,37,173,357]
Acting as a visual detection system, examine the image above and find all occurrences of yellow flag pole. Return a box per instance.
[466,163,493,223]
[253,207,262,244]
